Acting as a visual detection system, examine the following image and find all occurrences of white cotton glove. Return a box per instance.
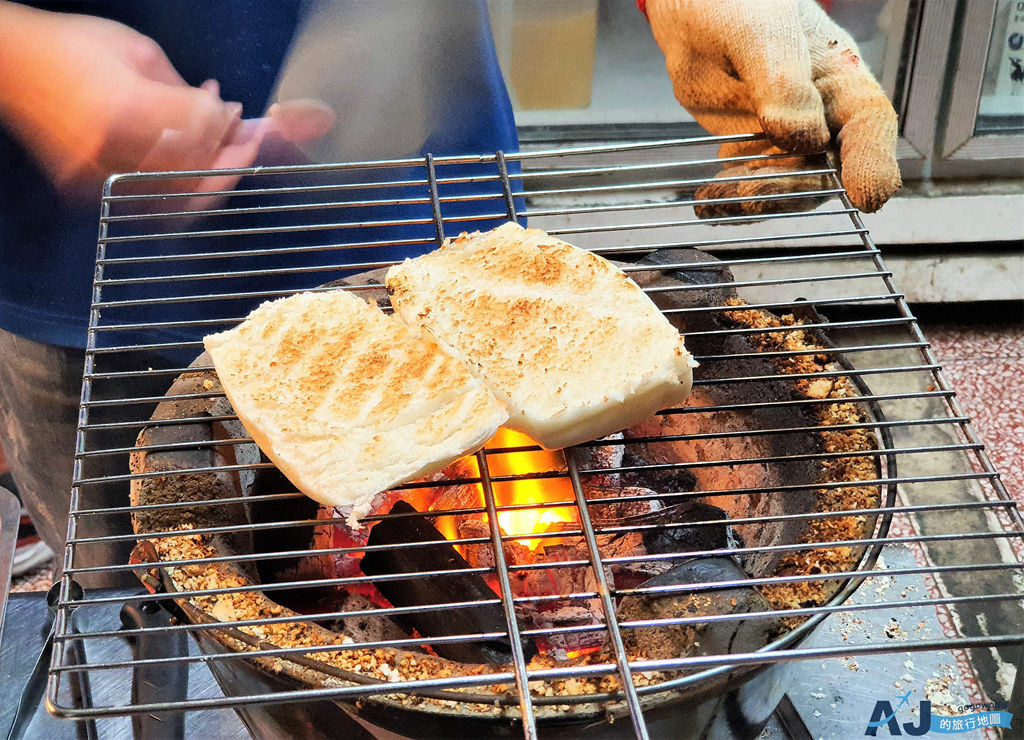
[646,0,901,216]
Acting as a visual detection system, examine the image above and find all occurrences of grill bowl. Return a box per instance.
[129,284,897,738]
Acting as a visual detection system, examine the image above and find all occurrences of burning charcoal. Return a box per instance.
[640,502,731,556]
[457,519,532,574]
[589,500,731,590]
[359,501,536,665]
[524,542,606,616]
[628,249,738,336]
[457,518,495,570]
[618,446,698,500]
[575,433,625,487]
[131,409,255,556]
[784,298,828,327]
[640,248,736,289]
[424,466,486,537]
[598,531,671,590]
[585,484,663,521]
[617,558,782,662]
[248,461,322,586]
[331,590,409,645]
[525,604,606,660]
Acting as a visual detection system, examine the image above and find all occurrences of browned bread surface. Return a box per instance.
[386,222,696,449]
[204,289,507,526]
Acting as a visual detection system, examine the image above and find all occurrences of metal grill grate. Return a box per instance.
[46,134,1022,739]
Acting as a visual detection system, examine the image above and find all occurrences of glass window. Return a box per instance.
[490,0,916,139]
[977,0,1024,132]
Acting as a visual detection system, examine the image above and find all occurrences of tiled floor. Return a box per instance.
[924,321,1024,502]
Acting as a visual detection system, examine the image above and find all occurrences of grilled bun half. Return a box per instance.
[204,290,508,527]
[386,222,696,450]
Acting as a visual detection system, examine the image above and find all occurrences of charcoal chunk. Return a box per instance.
[617,558,782,662]
[641,502,731,556]
[619,445,698,499]
[360,501,536,665]
[628,248,737,338]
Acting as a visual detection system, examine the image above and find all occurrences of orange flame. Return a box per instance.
[486,428,576,550]
[431,428,577,551]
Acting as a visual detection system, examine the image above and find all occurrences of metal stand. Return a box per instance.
[773,695,813,740]
[1008,642,1023,740]
[120,600,189,740]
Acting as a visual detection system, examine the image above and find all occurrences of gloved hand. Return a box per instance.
[645,0,901,216]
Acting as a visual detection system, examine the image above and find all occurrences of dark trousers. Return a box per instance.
[0,329,170,588]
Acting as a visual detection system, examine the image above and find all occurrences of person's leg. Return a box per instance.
[0,439,55,576]
[0,328,166,588]
[0,329,83,570]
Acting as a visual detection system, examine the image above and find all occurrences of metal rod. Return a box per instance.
[97,147,801,210]
[60,589,1024,647]
[78,360,939,407]
[60,559,1024,615]
[95,227,864,269]
[477,450,539,739]
[70,471,997,531]
[73,437,979,487]
[93,244,877,288]
[66,498,1012,576]
[98,196,849,246]
[46,632,1024,719]
[71,388,957,436]
[564,448,649,739]
[99,236,433,266]
[88,294,902,337]
[78,413,961,462]
[76,336,917,378]
[523,187,845,220]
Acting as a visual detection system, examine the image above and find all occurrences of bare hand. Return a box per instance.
[0,4,333,200]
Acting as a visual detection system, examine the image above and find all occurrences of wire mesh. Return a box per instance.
[46,134,1022,738]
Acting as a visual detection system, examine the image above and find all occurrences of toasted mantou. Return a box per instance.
[204,290,508,527]
[385,222,695,450]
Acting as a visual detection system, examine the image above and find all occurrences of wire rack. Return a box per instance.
[46,134,1022,739]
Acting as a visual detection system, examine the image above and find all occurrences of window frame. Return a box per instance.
[937,0,1024,166]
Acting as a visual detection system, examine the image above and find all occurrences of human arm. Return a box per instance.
[0,2,332,199]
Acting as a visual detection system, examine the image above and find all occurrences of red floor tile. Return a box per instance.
[923,323,1023,503]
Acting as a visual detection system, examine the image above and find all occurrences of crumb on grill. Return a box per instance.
[722,300,880,620]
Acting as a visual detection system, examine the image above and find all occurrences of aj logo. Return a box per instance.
[865,691,930,736]
[865,691,1014,735]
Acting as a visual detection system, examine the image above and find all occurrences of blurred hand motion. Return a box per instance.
[646,0,901,216]
[0,5,334,201]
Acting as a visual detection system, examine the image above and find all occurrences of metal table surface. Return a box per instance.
[0,588,248,740]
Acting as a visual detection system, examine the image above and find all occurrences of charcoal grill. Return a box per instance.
[44,134,1023,739]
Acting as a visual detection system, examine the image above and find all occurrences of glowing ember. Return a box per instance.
[563,646,600,660]
[486,427,577,550]
[429,427,578,551]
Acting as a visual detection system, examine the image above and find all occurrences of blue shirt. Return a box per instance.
[0,1,518,349]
